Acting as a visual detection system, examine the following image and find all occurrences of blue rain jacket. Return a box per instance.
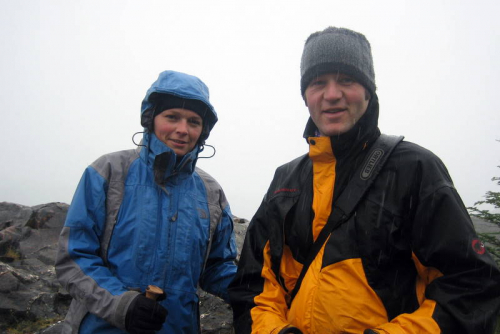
[56,71,237,333]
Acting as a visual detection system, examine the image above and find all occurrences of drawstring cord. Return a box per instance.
[133,131,216,159]
[132,132,147,148]
[198,144,216,159]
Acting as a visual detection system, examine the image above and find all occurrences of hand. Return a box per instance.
[125,294,168,334]
[278,326,303,334]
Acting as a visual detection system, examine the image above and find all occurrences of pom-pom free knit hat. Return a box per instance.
[152,95,210,121]
[300,27,376,97]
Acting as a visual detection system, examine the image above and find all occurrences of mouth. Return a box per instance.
[323,108,346,114]
[169,139,188,146]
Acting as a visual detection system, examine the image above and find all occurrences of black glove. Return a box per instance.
[125,294,168,334]
[278,326,303,334]
[364,330,379,334]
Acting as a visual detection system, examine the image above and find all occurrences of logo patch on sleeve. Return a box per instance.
[472,239,486,255]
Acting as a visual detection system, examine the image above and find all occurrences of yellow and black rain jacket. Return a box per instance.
[229,97,500,333]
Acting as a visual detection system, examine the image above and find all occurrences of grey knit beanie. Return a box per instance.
[300,27,375,97]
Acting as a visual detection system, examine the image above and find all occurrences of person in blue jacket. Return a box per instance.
[55,70,237,333]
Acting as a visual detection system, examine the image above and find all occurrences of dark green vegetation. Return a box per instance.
[468,165,500,266]
[467,155,500,334]
[4,316,63,334]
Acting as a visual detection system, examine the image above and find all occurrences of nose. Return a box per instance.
[175,119,189,135]
[323,81,342,101]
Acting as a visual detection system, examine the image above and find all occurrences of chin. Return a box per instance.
[321,129,343,137]
[321,125,353,137]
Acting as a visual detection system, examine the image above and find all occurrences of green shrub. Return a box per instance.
[5,316,63,334]
[467,150,500,333]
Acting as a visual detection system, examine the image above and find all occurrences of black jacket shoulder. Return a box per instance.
[387,141,455,199]
[267,153,311,201]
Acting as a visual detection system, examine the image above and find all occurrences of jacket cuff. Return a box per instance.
[114,290,140,331]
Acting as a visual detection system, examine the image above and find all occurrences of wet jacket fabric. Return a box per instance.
[228,97,500,333]
[56,71,237,334]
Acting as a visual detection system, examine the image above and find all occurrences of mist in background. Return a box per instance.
[1,0,499,219]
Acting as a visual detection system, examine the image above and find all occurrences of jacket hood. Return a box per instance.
[140,70,218,135]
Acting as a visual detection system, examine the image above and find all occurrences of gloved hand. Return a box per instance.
[125,294,168,334]
[278,326,303,334]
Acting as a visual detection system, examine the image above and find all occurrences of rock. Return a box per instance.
[1,200,499,333]
[0,203,29,256]
[0,201,250,333]
[0,202,69,333]
[472,216,500,234]
[0,202,33,226]
[20,203,69,266]
[196,216,249,334]
[233,216,249,263]
[199,290,233,333]
[0,270,19,292]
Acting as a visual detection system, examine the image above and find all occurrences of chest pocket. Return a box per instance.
[170,189,214,270]
[108,184,159,279]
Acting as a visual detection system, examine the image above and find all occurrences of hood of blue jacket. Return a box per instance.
[140,70,218,132]
[139,71,216,177]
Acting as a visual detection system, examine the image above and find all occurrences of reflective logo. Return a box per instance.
[472,239,485,255]
[274,188,298,195]
[360,149,384,180]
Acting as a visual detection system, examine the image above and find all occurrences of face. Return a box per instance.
[153,108,203,157]
[305,73,369,136]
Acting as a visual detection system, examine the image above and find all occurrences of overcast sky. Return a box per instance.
[1,0,499,220]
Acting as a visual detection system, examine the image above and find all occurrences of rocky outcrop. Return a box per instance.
[5,200,497,333]
[0,201,249,333]
[0,202,71,333]
[198,216,249,334]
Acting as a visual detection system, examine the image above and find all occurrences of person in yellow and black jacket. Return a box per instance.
[228,27,500,334]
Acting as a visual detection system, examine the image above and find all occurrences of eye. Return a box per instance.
[337,75,355,85]
[165,114,178,120]
[309,79,325,87]
[189,118,202,126]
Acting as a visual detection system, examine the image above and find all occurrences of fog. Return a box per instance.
[1,0,499,219]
